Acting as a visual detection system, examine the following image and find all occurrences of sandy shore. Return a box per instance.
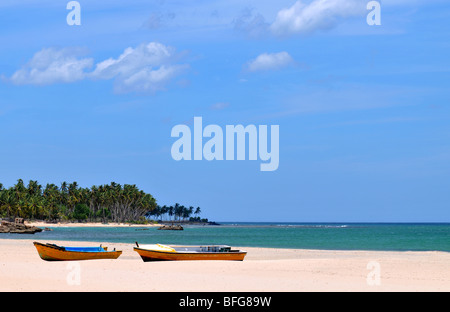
[24,221,161,228]
[0,238,449,292]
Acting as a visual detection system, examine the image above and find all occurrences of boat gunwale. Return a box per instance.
[33,242,121,254]
[133,246,247,255]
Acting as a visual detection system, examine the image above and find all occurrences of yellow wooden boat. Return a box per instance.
[33,242,122,261]
[133,242,247,262]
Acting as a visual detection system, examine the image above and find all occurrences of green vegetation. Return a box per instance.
[147,204,208,223]
[0,179,157,223]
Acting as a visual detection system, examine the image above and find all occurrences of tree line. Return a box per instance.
[0,179,207,224]
[147,204,208,223]
[0,179,159,223]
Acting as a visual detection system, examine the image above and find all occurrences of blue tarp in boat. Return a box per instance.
[63,246,106,252]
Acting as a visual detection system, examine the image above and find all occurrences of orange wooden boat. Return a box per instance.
[33,242,122,261]
[133,242,247,262]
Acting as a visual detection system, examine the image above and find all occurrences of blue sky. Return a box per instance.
[1,0,450,222]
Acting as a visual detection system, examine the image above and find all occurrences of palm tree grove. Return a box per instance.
[0,179,206,224]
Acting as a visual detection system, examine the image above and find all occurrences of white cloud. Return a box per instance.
[270,0,365,37]
[91,42,177,80]
[116,64,189,93]
[246,52,294,72]
[10,48,93,85]
[90,42,188,93]
[7,42,188,94]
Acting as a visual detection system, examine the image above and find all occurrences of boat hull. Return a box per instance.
[133,247,247,262]
[33,242,122,261]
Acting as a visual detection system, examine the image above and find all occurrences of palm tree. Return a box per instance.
[188,206,194,221]
[195,207,201,219]
[174,203,183,224]
[168,206,174,224]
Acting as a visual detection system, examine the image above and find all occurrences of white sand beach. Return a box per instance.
[24,221,161,228]
[0,238,449,292]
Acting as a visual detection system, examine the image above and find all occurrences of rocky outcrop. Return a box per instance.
[0,221,43,234]
[158,224,184,230]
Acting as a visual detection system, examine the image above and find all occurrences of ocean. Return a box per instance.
[1,223,449,252]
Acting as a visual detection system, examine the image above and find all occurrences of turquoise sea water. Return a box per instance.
[1,223,449,252]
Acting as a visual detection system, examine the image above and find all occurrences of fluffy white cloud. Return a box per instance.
[91,43,175,80]
[10,48,93,85]
[270,0,365,37]
[91,42,188,93]
[246,52,294,72]
[8,42,188,94]
[116,64,189,93]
